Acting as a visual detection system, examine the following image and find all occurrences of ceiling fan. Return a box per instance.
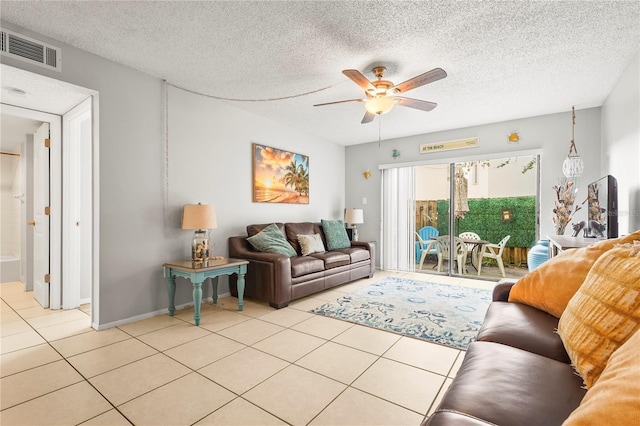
[314,66,447,123]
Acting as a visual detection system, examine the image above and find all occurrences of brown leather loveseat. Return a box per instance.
[424,279,587,425]
[228,222,375,308]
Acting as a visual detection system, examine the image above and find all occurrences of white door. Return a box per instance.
[33,122,50,308]
[62,98,92,309]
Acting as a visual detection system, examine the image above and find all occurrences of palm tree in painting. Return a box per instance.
[284,161,299,192]
[297,163,309,196]
[284,159,309,196]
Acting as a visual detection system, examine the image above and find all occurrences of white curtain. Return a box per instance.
[381,166,415,271]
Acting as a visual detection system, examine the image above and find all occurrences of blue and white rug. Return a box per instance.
[311,277,492,350]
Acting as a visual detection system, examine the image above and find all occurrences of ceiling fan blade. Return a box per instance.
[361,111,376,124]
[396,97,438,111]
[392,68,447,93]
[342,69,375,92]
[313,98,364,107]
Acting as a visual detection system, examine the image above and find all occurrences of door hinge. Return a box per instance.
[44,138,51,148]
[44,274,50,283]
[44,206,50,216]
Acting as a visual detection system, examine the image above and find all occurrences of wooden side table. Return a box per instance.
[163,258,249,326]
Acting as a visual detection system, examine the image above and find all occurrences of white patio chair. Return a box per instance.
[436,235,468,275]
[477,235,511,277]
[459,231,481,267]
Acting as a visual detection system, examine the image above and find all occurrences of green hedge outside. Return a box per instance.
[436,196,536,248]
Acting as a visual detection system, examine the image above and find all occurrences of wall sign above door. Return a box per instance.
[420,137,479,154]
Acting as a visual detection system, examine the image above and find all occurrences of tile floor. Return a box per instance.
[0,270,496,425]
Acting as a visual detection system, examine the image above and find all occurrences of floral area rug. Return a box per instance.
[311,277,492,350]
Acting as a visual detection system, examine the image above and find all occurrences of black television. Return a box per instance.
[587,175,618,239]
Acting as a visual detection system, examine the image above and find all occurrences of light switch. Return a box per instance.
[362,197,367,205]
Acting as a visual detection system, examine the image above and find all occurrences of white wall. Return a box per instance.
[0,154,21,257]
[415,156,537,200]
[346,108,604,265]
[601,48,640,235]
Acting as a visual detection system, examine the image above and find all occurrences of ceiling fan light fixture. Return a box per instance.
[365,96,395,115]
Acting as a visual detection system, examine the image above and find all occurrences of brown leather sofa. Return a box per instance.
[228,222,375,308]
[424,279,586,426]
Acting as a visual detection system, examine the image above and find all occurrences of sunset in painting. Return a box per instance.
[253,144,309,204]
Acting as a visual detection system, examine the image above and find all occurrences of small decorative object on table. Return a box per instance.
[571,221,585,237]
[182,203,217,261]
[552,178,581,235]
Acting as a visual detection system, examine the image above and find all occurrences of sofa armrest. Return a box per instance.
[492,278,518,301]
[350,240,375,277]
[228,236,293,308]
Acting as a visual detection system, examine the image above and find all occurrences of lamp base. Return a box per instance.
[192,230,210,261]
[352,226,359,242]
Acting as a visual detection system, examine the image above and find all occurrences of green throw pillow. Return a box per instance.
[321,219,351,250]
[247,224,296,257]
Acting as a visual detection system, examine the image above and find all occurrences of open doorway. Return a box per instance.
[1,64,99,326]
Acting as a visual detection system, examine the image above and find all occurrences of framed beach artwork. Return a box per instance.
[252,143,309,204]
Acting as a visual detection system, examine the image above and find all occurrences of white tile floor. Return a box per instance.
[0,270,496,425]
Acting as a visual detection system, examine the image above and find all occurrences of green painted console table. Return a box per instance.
[163,258,249,326]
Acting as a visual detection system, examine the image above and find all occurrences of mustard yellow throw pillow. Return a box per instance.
[557,243,640,389]
[509,230,640,318]
[562,329,640,425]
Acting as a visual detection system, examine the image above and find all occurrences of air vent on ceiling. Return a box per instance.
[1,29,61,72]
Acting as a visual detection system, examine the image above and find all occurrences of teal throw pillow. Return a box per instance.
[247,224,296,257]
[321,219,351,250]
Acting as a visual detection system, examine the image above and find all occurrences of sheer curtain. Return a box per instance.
[381,166,415,271]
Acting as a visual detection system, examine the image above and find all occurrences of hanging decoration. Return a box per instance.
[562,106,584,178]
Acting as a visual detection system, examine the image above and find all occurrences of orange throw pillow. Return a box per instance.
[508,230,640,318]
[557,243,640,388]
[562,329,640,425]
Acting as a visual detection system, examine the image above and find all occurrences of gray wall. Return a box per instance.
[1,22,344,327]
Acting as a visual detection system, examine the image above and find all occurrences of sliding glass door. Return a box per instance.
[382,154,538,279]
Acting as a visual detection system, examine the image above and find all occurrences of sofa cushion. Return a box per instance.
[562,329,640,425]
[426,341,586,426]
[557,243,640,388]
[476,301,570,363]
[508,230,640,318]
[246,223,296,257]
[297,233,326,256]
[285,222,319,254]
[310,251,350,269]
[337,246,371,263]
[290,256,325,278]
[321,219,351,250]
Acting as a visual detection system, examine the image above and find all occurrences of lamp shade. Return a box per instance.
[344,208,364,225]
[182,204,217,230]
[365,96,395,115]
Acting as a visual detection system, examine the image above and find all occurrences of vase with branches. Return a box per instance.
[553,178,581,235]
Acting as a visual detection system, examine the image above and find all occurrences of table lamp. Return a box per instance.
[344,208,364,241]
[182,203,217,261]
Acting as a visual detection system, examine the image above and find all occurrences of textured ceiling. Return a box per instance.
[1,1,639,145]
